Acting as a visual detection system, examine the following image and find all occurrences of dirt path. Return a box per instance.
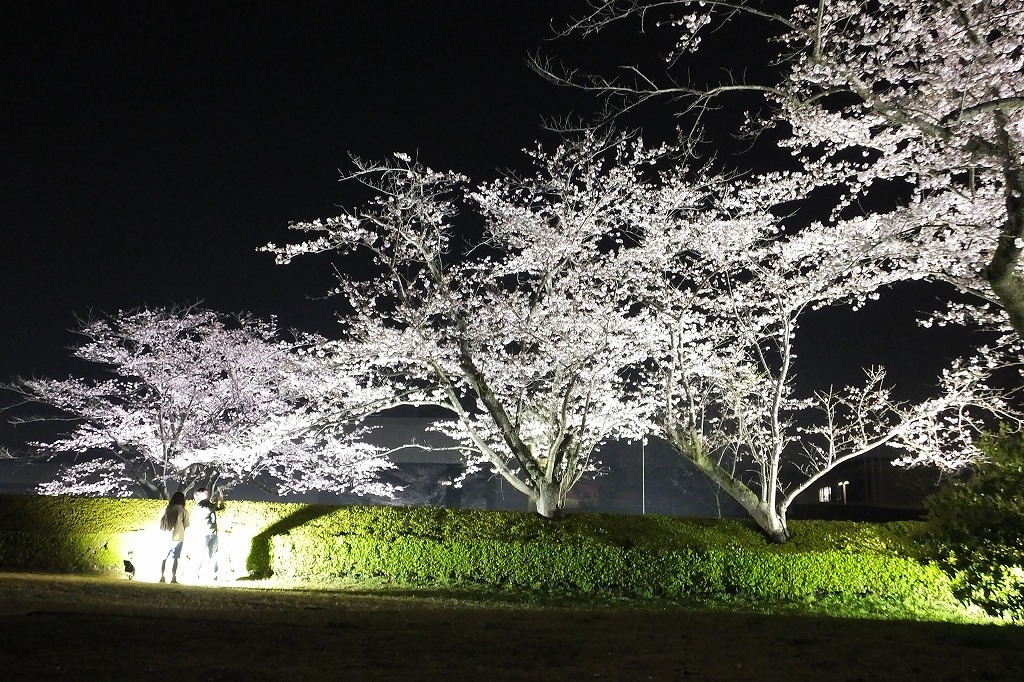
[2,573,1022,681]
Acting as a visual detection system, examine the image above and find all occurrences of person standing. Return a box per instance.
[193,487,222,581]
[158,491,189,583]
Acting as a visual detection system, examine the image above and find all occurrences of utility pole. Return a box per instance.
[641,438,647,515]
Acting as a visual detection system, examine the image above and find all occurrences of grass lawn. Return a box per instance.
[2,572,1022,681]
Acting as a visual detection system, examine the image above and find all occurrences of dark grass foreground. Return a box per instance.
[2,573,1022,681]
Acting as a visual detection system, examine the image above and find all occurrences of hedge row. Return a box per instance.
[0,495,955,611]
[269,513,949,606]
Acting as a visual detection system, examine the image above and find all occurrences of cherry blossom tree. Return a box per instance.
[537,0,1024,338]
[636,199,1015,540]
[265,134,666,518]
[2,306,393,499]
[531,0,1024,538]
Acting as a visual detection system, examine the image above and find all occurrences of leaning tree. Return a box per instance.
[2,305,393,499]
[632,180,1016,540]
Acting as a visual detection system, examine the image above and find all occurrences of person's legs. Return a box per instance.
[198,534,219,580]
[208,534,219,580]
[169,541,183,583]
[160,542,175,582]
[195,543,206,579]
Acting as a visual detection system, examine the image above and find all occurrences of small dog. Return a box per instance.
[123,558,136,580]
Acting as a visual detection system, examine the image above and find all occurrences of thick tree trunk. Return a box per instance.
[750,503,789,543]
[137,478,168,500]
[532,481,564,520]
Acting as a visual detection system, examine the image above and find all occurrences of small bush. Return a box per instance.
[922,428,1024,622]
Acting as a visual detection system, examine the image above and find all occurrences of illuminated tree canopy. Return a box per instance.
[266,136,662,518]
[267,128,1015,534]
[636,203,1013,540]
[537,0,1024,337]
[3,306,393,499]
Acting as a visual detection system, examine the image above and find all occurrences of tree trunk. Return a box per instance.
[985,126,1024,340]
[137,478,168,500]
[750,503,789,543]
[532,481,564,520]
[670,432,791,542]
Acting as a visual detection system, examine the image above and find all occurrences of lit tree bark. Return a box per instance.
[984,112,1024,338]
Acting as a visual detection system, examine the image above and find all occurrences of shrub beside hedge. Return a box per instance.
[0,495,958,615]
[921,428,1024,622]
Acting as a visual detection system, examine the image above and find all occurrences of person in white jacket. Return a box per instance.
[158,491,190,583]
[192,487,223,581]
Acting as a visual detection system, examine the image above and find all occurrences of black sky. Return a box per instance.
[2,1,602,382]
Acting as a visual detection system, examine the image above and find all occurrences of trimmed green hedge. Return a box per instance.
[267,510,949,607]
[0,495,957,614]
[0,495,164,573]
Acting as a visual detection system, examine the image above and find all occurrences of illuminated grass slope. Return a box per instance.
[0,495,967,617]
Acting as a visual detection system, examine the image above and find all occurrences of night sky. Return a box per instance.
[2,1,602,382]
[2,1,966,418]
